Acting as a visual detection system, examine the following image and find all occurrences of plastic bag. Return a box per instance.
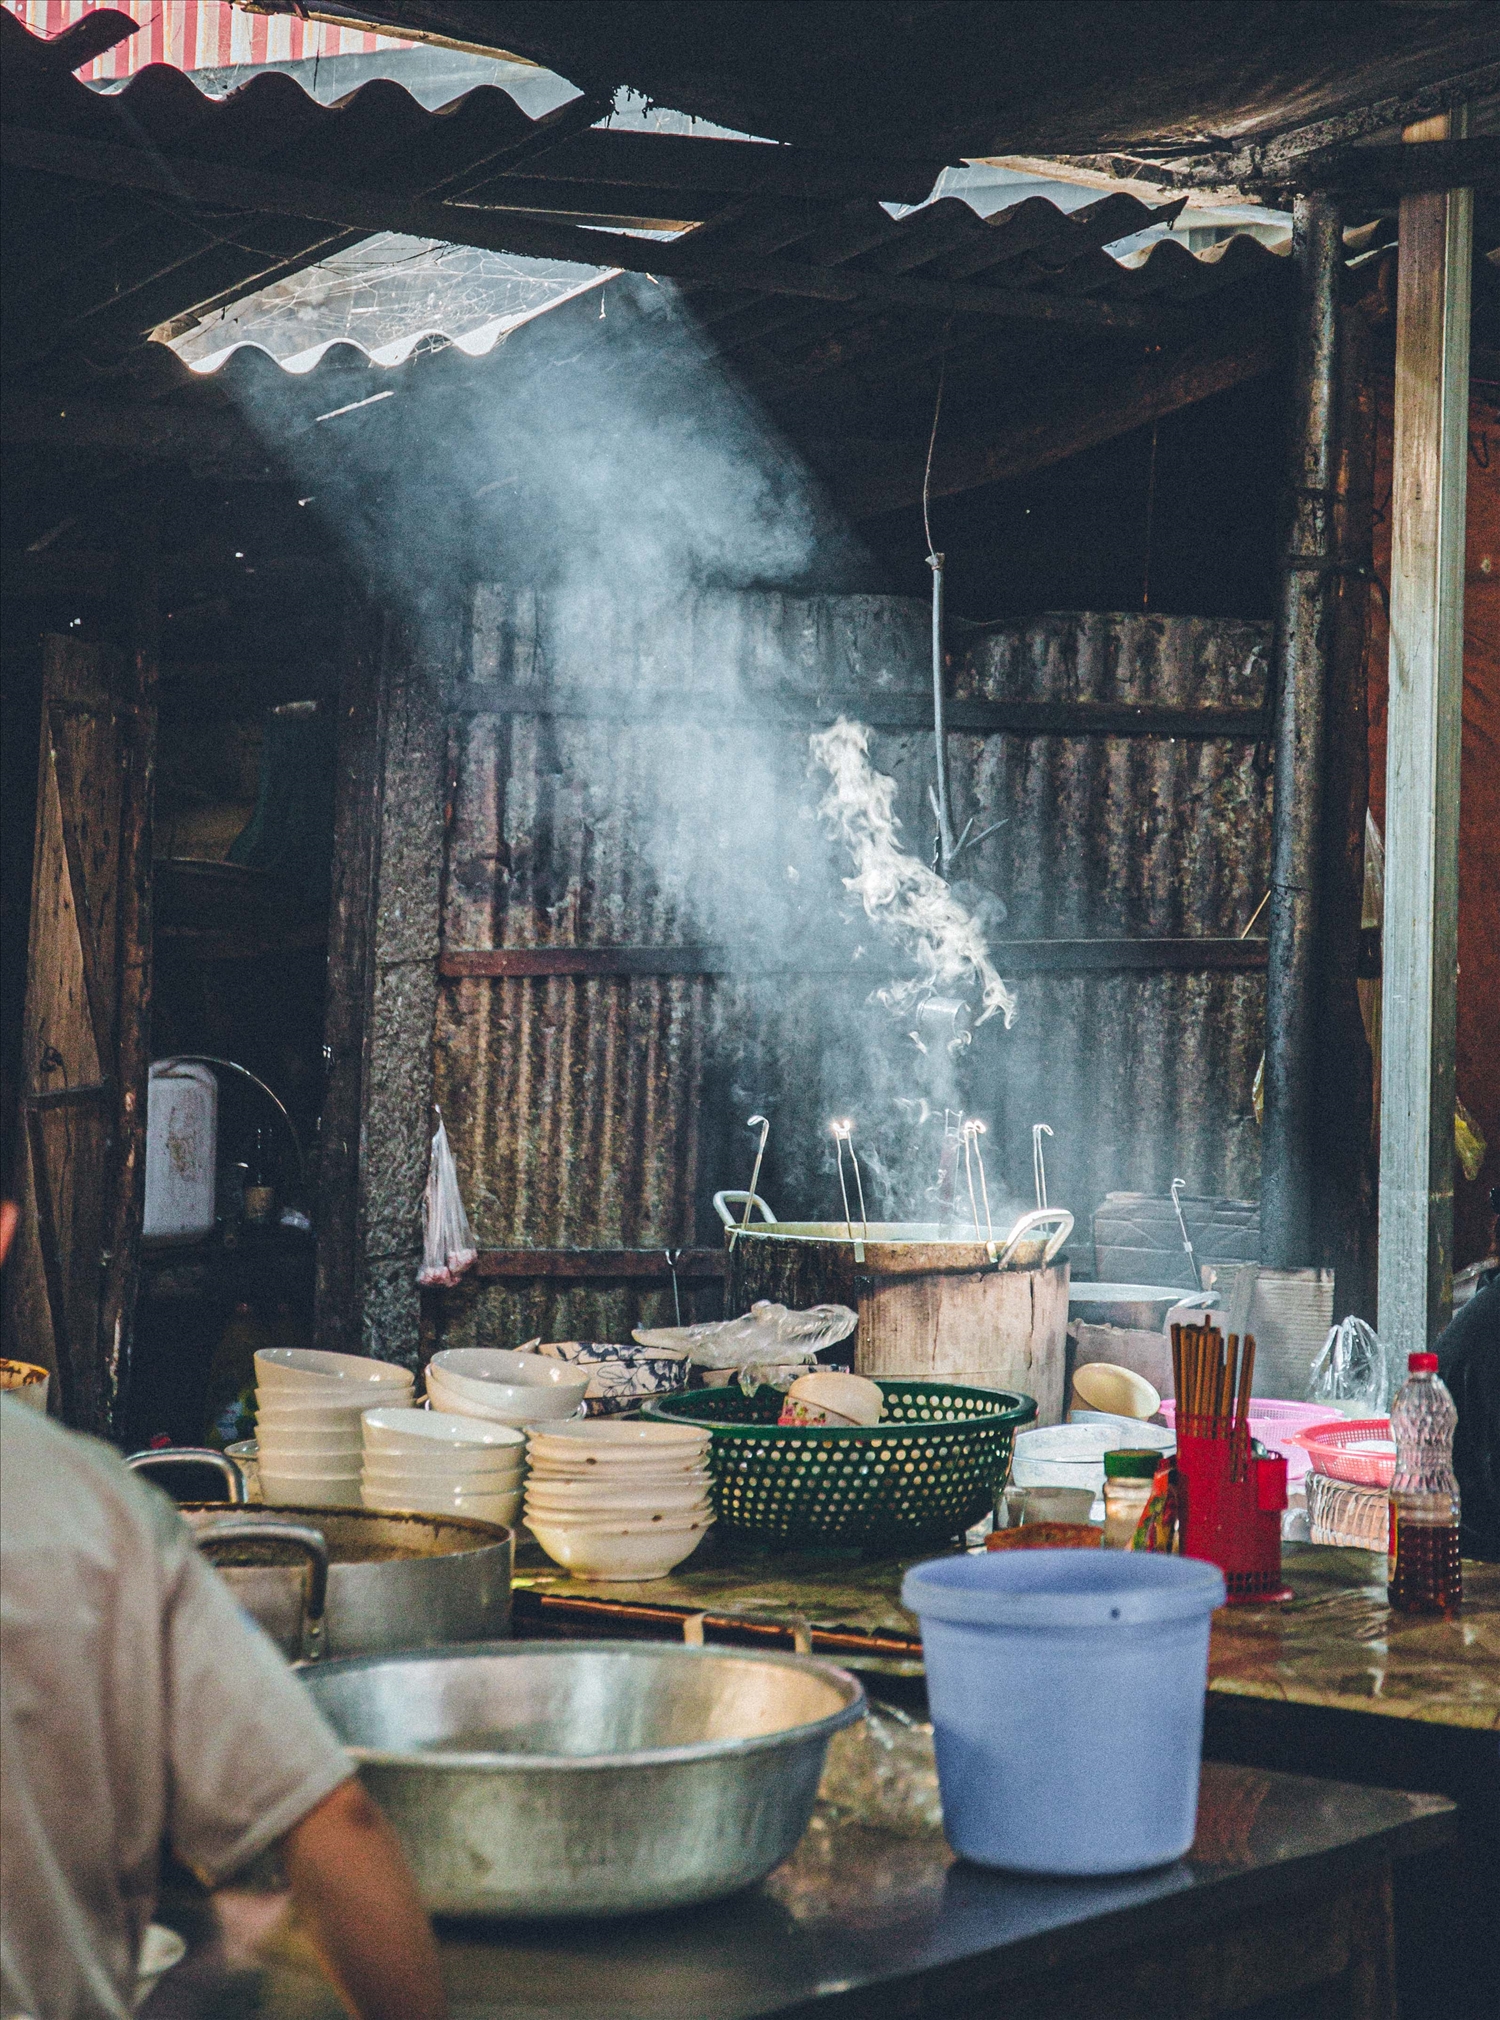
[635,1300,858,1398]
[417,1111,477,1288]
[1306,1314,1388,1417]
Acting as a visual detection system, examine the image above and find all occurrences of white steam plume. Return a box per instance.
[811,717,1017,1028]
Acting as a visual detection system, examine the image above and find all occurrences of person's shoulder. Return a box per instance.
[0,1398,186,1557]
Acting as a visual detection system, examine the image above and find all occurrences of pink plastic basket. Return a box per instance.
[1159,1398,1329,1484]
[1290,1418,1395,1489]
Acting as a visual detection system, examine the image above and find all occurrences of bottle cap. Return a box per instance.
[1408,1351,1438,1373]
[1104,1448,1162,1480]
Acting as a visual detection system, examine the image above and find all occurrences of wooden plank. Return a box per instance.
[1262,195,1341,1271]
[451,683,1267,741]
[474,1248,725,1280]
[98,491,159,1434]
[439,940,1269,980]
[1378,112,1472,1345]
[314,597,384,1359]
[0,123,1149,330]
[0,634,136,1434]
[817,311,1286,518]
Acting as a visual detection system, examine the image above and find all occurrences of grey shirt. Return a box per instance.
[0,1398,352,2020]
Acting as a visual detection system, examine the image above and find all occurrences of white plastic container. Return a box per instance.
[903,1550,1225,1874]
[143,1062,217,1243]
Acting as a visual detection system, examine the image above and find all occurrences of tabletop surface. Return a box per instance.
[516,1543,1500,1730]
[155,1755,1453,2020]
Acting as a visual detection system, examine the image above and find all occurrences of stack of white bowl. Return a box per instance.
[426,1348,590,1431]
[254,1348,413,1508]
[524,1420,713,1580]
[361,1408,524,1526]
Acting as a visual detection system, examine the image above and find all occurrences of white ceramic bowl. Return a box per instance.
[525,1515,712,1581]
[255,1390,395,1422]
[527,1420,708,1461]
[255,1348,415,1393]
[425,1365,588,1421]
[423,1374,585,1427]
[362,1407,524,1455]
[362,1457,523,1491]
[254,1419,363,1446]
[259,1469,363,1510]
[532,1470,714,1502]
[430,1348,591,1401]
[361,1481,521,1524]
[524,1480,711,1515]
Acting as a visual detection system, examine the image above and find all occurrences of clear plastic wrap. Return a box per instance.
[634,1300,856,1395]
[416,1111,477,1288]
[1306,1314,1389,1417]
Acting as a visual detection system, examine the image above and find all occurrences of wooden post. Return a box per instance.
[314,602,447,1369]
[1378,110,1471,1349]
[1262,193,1341,1268]
[1312,296,1378,1319]
[315,596,384,1357]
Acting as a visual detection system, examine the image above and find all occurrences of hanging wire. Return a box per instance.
[921,333,952,563]
[1141,419,1160,610]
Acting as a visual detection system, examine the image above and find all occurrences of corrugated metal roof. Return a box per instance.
[7,1,412,79]
[1,0,1292,432]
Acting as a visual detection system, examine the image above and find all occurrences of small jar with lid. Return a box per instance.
[1102,1449,1161,1548]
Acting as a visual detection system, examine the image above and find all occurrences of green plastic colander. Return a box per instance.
[642,1379,1036,1551]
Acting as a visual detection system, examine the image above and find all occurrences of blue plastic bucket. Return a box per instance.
[902,1550,1226,1874]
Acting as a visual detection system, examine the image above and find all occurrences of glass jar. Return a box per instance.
[1102,1449,1160,1548]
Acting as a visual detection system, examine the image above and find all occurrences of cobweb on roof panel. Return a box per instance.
[164,232,612,374]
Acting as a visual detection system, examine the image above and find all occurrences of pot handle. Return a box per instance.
[713,1190,778,1228]
[126,1446,247,1505]
[196,1519,330,1663]
[993,1207,1075,1270]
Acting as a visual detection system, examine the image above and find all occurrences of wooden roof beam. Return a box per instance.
[813,311,1286,519]
[0,124,1149,329]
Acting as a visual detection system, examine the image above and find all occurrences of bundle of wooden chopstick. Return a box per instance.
[1171,1320,1256,1470]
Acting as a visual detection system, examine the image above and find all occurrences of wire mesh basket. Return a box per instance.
[642,1379,1036,1550]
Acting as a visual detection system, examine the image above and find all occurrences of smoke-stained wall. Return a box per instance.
[429,592,1270,1353]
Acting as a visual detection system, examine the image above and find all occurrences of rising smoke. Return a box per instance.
[226,272,1016,1226]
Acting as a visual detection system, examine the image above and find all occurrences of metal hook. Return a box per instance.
[663,1249,683,1326]
[831,1120,868,1262]
[1170,1177,1201,1291]
[731,1115,770,1252]
[1032,1124,1053,1211]
[963,1120,994,1244]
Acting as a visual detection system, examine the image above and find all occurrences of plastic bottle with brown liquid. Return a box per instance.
[1388,1351,1462,1617]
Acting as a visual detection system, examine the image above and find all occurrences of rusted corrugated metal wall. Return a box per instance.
[432,591,1270,1348]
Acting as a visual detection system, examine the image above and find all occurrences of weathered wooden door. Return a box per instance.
[2,635,153,1436]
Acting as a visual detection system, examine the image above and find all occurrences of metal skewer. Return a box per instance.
[831,1120,868,1262]
[1170,1176,1201,1292]
[730,1114,770,1252]
[1032,1123,1053,1211]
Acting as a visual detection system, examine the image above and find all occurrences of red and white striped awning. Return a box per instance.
[3,1,411,82]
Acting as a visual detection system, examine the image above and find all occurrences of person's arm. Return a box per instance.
[281,1777,446,2020]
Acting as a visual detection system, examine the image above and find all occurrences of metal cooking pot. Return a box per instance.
[299,1640,865,1918]
[125,1447,513,1661]
[181,1505,513,1661]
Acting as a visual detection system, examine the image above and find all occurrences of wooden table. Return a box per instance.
[509,1542,1499,2018]
[149,1759,1450,2020]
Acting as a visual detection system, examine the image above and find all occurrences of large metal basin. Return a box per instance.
[183,1506,511,1660]
[300,1641,865,1918]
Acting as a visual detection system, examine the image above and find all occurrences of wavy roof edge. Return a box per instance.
[170,220,1287,380]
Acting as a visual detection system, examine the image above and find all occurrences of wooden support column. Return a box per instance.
[314,602,448,1370]
[1262,193,1342,1268]
[1378,111,1472,1348]
[1312,294,1379,1318]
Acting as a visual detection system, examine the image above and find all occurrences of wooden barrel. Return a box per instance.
[725,1222,1069,1426]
